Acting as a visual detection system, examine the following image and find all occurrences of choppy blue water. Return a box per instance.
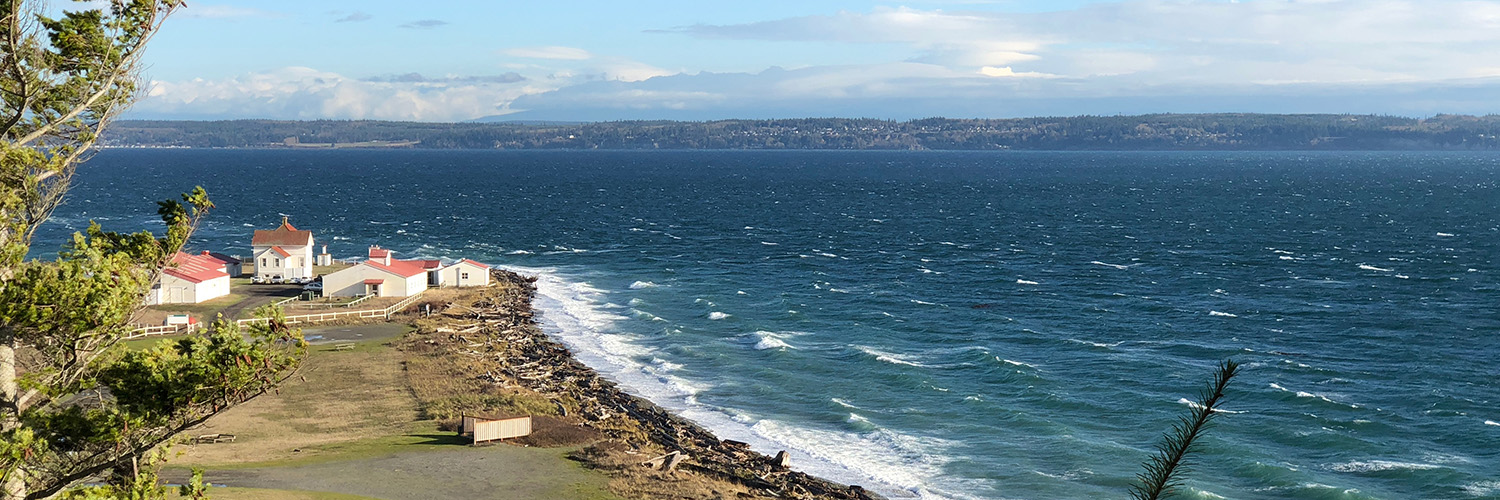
[37,149,1500,500]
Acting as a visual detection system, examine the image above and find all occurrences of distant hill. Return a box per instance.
[102,114,1500,151]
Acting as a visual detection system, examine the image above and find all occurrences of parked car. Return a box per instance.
[302,281,323,291]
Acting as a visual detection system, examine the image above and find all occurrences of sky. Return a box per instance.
[123,0,1500,122]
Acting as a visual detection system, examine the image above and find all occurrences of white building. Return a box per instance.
[198,251,243,277]
[322,246,493,297]
[322,246,428,297]
[441,259,491,287]
[252,217,314,281]
[147,252,231,305]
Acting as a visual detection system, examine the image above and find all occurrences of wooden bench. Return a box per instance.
[332,343,355,351]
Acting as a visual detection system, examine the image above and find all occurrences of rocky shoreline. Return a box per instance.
[403,270,883,500]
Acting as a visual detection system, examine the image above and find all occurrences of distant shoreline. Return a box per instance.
[103,113,1500,151]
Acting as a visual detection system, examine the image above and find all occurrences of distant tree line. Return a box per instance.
[104,114,1500,151]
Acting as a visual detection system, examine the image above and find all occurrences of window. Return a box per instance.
[299,257,306,267]
[260,258,266,267]
[274,258,280,267]
[461,272,469,280]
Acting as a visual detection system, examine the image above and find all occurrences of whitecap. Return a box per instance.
[1067,339,1121,349]
[761,241,779,246]
[1209,310,1238,318]
[1464,481,1500,497]
[1437,232,1456,237]
[628,280,657,289]
[1091,260,1131,270]
[1359,264,1393,272]
[963,395,983,402]
[507,250,534,255]
[1178,397,1248,414]
[1016,279,1040,285]
[1485,420,1500,427]
[1000,357,1037,369]
[1329,460,1442,473]
[855,346,930,368]
[708,311,730,320]
[909,299,939,306]
[832,398,860,410]
[751,331,797,350]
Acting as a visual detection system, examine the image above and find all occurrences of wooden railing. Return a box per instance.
[236,290,425,327]
[124,322,199,340]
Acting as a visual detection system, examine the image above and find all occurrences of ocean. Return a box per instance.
[36,149,1500,500]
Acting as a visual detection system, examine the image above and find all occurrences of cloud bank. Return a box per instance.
[134,1,1500,121]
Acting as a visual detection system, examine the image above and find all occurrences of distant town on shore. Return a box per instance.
[105,113,1500,151]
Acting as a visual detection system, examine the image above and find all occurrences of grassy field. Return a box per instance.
[162,326,620,500]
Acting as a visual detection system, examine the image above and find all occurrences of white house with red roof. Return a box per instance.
[251,216,314,281]
[322,246,492,297]
[147,251,232,305]
[197,250,243,277]
[322,245,429,297]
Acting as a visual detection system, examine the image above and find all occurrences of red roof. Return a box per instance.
[368,246,391,259]
[199,251,240,266]
[269,246,291,258]
[363,278,385,285]
[364,259,426,278]
[252,218,312,247]
[459,259,490,269]
[163,252,230,284]
[404,259,444,270]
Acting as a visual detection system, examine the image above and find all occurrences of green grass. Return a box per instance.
[182,421,462,471]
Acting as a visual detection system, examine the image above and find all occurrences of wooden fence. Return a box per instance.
[285,294,373,310]
[236,290,426,327]
[127,291,425,339]
[123,322,199,340]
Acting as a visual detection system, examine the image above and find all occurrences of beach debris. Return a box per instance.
[405,269,879,500]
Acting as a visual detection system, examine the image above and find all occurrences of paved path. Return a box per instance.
[223,284,302,320]
[186,447,613,500]
[300,324,410,345]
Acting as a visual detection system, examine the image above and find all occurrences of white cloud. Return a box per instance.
[138,67,554,121]
[670,1,1500,86]
[504,46,594,60]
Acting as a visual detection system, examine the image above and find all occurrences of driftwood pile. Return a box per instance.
[416,270,879,500]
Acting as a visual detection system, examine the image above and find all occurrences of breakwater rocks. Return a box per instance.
[405,270,880,500]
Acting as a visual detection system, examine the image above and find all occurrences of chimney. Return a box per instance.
[369,245,391,265]
[201,250,210,256]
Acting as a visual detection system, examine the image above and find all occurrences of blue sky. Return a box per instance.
[127,0,1500,121]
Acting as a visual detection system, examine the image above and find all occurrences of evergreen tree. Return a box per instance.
[1,1,304,499]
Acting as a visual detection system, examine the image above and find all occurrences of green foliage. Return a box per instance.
[1129,360,1241,500]
[0,2,305,500]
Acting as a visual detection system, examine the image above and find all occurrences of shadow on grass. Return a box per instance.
[405,433,467,446]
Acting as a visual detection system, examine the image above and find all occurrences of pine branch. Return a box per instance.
[1128,359,1240,500]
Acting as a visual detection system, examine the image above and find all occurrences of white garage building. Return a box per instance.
[148,252,232,305]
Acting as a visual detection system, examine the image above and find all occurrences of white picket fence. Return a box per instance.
[236,291,426,327]
[123,322,199,340]
[126,291,425,339]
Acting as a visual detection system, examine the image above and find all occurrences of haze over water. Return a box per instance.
[40,149,1500,499]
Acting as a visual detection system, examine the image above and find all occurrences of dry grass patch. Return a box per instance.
[171,343,421,467]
